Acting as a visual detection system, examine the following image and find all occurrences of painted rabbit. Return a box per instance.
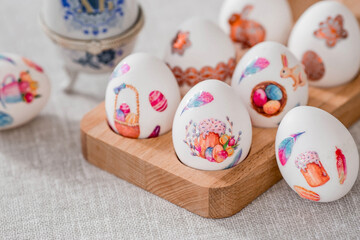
[228,5,265,49]
[280,54,307,91]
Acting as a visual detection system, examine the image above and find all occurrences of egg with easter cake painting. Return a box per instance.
[0,53,51,130]
[164,18,236,96]
[105,53,181,139]
[275,106,359,202]
[172,80,252,171]
[288,1,360,87]
[231,41,309,128]
[218,0,293,57]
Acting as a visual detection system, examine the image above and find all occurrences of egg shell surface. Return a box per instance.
[288,1,360,87]
[172,80,252,171]
[275,106,359,202]
[106,53,181,139]
[231,41,309,128]
[0,53,51,130]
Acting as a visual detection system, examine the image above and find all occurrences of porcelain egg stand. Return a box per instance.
[40,1,144,92]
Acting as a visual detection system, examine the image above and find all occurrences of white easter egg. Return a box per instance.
[172,80,252,171]
[42,0,139,40]
[231,41,309,128]
[0,53,51,130]
[288,1,360,87]
[105,53,181,139]
[219,0,293,53]
[275,106,359,202]
[164,18,236,95]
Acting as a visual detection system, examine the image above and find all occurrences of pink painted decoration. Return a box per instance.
[253,88,267,107]
[149,90,168,112]
[119,103,130,115]
[239,57,270,83]
[336,147,347,184]
[148,125,160,138]
[278,132,305,166]
[181,91,214,116]
[111,63,130,79]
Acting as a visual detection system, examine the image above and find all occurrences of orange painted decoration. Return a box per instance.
[314,15,348,48]
[294,185,320,202]
[172,31,191,56]
[228,5,266,49]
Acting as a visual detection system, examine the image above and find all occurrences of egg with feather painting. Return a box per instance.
[172,80,252,171]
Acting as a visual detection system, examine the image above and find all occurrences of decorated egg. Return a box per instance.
[105,53,181,139]
[275,106,359,202]
[172,80,252,171]
[231,41,309,128]
[40,0,144,91]
[218,0,293,57]
[288,1,360,87]
[0,53,51,130]
[164,18,236,96]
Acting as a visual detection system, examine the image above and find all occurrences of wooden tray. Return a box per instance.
[81,0,360,218]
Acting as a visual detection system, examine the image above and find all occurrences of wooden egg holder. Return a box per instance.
[81,0,360,218]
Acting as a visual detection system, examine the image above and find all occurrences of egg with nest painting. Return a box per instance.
[172,80,252,171]
[105,52,181,139]
[0,53,51,130]
[231,41,309,128]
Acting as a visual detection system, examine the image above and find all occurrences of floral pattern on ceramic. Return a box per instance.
[251,81,287,117]
[183,117,242,163]
[278,131,305,166]
[280,54,307,91]
[314,14,348,48]
[238,57,269,84]
[301,50,325,81]
[74,48,122,69]
[168,58,236,87]
[295,151,330,187]
[181,91,214,116]
[171,31,191,56]
[228,5,266,49]
[61,0,127,36]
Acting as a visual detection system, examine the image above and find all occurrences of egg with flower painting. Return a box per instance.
[275,106,359,202]
[218,0,293,58]
[288,1,360,87]
[0,53,51,130]
[172,80,252,171]
[105,53,181,139]
[231,41,309,128]
[164,18,236,96]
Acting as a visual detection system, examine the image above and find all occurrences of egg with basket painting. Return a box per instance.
[164,18,236,96]
[172,80,252,171]
[105,53,181,139]
[288,1,360,87]
[0,53,50,130]
[275,106,359,202]
[231,41,309,128]
[219,0,293,58]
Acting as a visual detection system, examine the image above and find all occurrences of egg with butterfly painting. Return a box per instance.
[288,1,360,87]
[105,52,180,139]
[231,41,309,128]
[172,80,252,171]
[0,53,51,130]
[164,18,236,96]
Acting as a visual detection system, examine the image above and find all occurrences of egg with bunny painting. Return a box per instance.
[105,52,181,139]
[0,53,51,130]
[172,80,252,171]
[231,41,309,128]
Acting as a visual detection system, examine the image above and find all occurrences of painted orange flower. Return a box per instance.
[171,31,191,55]
[314,15,348,48]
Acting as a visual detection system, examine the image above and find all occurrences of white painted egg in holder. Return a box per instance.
[172,80,252,171]
[231,41,309,128]
[0,53,51,130]
[275,106,359,202]
[105,53,181,139]
[288,1,360,87]
[164,18,236,96]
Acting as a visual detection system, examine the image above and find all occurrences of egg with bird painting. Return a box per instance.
[164,18,236,96]
[0,53,51,130]
[172,80,252,171]
[105,53,181,139]
[231,41,309,128]
[288,1,360,87]
[275,106,359,202]
[219,0,293,58]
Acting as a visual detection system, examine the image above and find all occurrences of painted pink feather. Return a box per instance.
[336,147,347,184]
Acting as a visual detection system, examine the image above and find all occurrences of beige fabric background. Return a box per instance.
[1,0,360,239]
